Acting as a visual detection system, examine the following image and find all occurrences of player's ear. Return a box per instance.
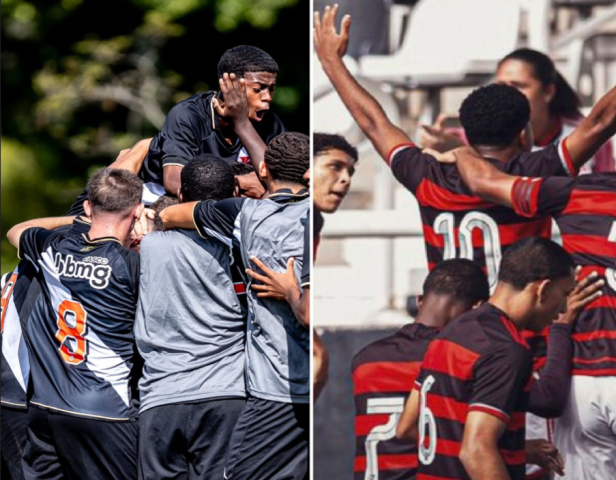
[543,82,556,104]
[233,176,241,197]
[472,300,484,309]
[258,160,269,182]
[536,279,552,305]
[519,125,533,152]
[83,200,92,218]
[416,295,424,308]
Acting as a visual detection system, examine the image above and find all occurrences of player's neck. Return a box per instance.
[88,216,133,247]
[415,296,461,329]
[533,113,559,145]
[473,144,521,163]
[488,284,533,330]
[268,180,307,196]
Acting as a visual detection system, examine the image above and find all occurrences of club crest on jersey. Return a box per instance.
[54,253,112,290]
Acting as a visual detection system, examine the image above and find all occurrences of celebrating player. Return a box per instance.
[353,259,489,480]
[161,132,310,480]
[8,169,144,480]
[141,45,285,198]
[443,148,616,480]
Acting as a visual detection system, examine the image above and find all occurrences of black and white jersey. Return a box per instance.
[19,229,140,421]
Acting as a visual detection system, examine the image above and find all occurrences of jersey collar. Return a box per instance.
[82,233,122,246]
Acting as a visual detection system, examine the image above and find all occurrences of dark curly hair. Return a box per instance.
[423,259,489,309]
[499,48,581,119]
[460,84,530,147]
[314,133,358,162]
[231,162,255,176]
[180,154,235,202]
[264,132,310,187]
[217,45,278,78]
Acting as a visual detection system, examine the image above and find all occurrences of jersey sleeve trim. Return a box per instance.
[387,142,417,166]
[162,161,187,168]
[511,177,543,217]
[558,137,577,177]
[192,202,208,240]
[468,403,510,423]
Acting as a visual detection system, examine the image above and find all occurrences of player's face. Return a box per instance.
[244,72,277,123]
[314,149,355,213]
[496,59,554,131]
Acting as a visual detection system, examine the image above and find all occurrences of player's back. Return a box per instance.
[352,324,438,480]
[389,142,573,289]
[416,303,532,480]
[20,230,140,421]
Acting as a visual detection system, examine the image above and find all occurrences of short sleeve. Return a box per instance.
[469,345,532,423]
[511,176,573,218]
[300,214,310,287]
[18,228,56,264]
[159,103,203,168]
[122,250,141,292]
[389,143,433,193]
[193,198,244,248]
[513,140,576,178]
[414,366,427,390]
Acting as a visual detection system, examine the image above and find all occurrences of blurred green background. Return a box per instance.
[1,0,309,274]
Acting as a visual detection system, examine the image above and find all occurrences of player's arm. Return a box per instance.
[215,73,268,175]
[163,166,183,197]
[314,330,329,401]
[7,216,75,250]
[529,272,604,417]
[460,412,510,480]
[566,84,616,172]
[314,5,410,162]
[159,202,199,230]
[396,388,420,441]
[110,138,152,174]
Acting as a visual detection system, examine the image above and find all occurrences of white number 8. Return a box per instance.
[418,375,437,465]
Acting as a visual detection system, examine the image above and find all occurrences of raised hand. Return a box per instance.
[213,72,249,124]
[314,4,352,63]
[555,269,604,325]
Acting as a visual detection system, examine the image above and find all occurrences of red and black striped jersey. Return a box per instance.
[415,303,533,480]
[352,324,439,480]
[389,140,575,290]
[512,173,616,376]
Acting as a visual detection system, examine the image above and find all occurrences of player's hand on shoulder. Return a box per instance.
[555,269,604,325]
[214,73,249,124]
[128,208,156,251]
[246,256,299,302]
[235,171,266,199]
[314,4,351,63]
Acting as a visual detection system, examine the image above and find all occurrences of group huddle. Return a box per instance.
[1,46,310,480]
[313,5,616,480]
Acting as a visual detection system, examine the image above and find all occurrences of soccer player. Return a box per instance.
[352,259,489,480]
[135,156,247,480]
[141,45,285,197]
[443,148,616,480]
[314,5,616,290]
[400,238,582,480]
[160,132,309,480]
[7,168,144,480]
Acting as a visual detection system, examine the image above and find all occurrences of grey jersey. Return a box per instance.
[135,229,246,412]
[194,190,310,404]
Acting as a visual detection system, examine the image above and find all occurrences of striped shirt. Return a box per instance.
[352,324,439,480]
[415,303,533,480]
[512,173,616,376]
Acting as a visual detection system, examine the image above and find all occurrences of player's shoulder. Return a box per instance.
[575,172,616,190]
[167,91,214,122]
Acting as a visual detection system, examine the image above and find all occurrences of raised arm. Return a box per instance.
[7,216,75,249]
[110,138,152,175]
[567,84,616,171]
[159,202,198,230]
[314,5,410,162]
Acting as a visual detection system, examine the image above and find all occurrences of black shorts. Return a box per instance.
[22,406,138,480]
[1,405,28,480]
[224,396,309,480]
[138,398,245,480]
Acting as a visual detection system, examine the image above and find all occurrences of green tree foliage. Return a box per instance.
[1,0,308,273]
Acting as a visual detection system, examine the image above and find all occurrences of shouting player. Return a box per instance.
[141,45,285,198]
[352,259,489,480]
[8,169,144,480]
[161,132,310,480]
[444,148,616,480]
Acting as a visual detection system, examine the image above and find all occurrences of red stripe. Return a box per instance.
[234,283,246,294]
[562,234,616,259]
[561,138,577,176]
[584,295,616,310]
[500,316,529,349]
[353,362,420,395]
[426,393,468,424]
[572,368,616,376]
[355,414,390,436]
[353,454,418,472]
[422,339,479,381]
[563,190,616,216]
[572,356,616,365]
[416,178,493,211]
[387,142,416,165]
[573,330,616,342]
